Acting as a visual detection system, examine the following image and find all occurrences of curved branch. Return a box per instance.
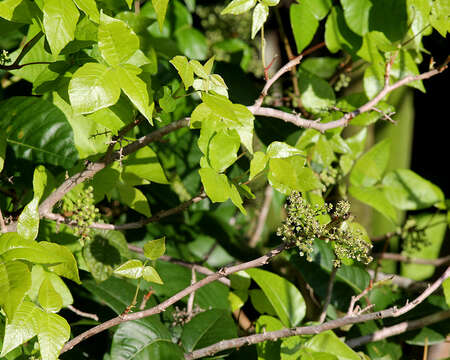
[186,266,450,359]
[248,63,448,132]
[374,253,450,266]
[60,243,288,354]
[347,309,450,348]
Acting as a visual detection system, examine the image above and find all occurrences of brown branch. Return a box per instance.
[43,192,206,231]
[66,305,99,322]
[249,185,273,247]
[248,63,448,132]
[374,253,450,267]
[185,266,450,359]
[346,309,450,348]
[319,266,338,323]
[3,118,190,233]
[1,32,47,70]
[60,243,288,354]
[0,208,6,233]
[347,282,372,316]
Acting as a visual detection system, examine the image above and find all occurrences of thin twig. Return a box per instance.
[185,267,450,359]
[374,253,450,266]
[249,185,273,247]
[5,118,190,233]
[248,63,448,132]
[43,192,206,231]
[319,266,338,323]
[346,309,450,348]
[0,32,45,70]
[367,269,429,291]
[60,243,288,354]
[187,267,197,314]
[67,305,99,322]
[347,282,372,316]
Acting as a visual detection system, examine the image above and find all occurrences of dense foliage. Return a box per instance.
[0,0,449,359]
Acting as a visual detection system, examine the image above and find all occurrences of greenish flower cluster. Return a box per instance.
[334,73,351,92]
[277,192,372,267]
[0,50,10,65]
[63,186,99,244]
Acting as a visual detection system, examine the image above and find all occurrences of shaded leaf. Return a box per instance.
[349,186,398,223]
[0,96,78,169]
[181,309,237,352]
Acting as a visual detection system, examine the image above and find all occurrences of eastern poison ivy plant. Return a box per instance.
[0,0,450,359]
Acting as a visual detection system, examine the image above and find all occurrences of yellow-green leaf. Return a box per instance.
[143,237,166,260]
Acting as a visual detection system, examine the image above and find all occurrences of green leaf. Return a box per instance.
[114,259,144,279]
[152,0,170,31]
[38,278,63,313]
[300,57,341,79]
[246,268,305,327]
[251,2,269,39]
[401,213,447,280]
[324,6,361,55]
[0,127,6,172]
[406,327,447,346]
[0,260,31,319]
[175,27,208,60]
[181,309,237,352]
[430,0,450,36]
[0,97,78,169]
[228,290,248,311]
[114,65,154,123]
[304,0,332,20]
[143,237,166,260]
[83,229,129,282]
[350,138,390,187]
[250,151,268,180]
[349,186,398,223]
[255,315,284,359]
[340,0,372,36]
[43,0,80,55]
[303,331,360,360]
[36,311,70,360]
[221,0,257,15]
[110,321,179,359]
[382,169,445,210]
[208,129,240,173]
[0,0,24,21]
[267,141,305,159]
[230,271,251,290]
[230,183,246,214]
[28,265,73,308]
[159,86,177,113]
[143,266,164,284]
[249,289,277,315]
[117,183,151,217]
[312,135,336,168]
[98,12,140,67]
[33,165,48,201]
[199,167,230,203]
[122,145,168,185]
[189,59,210,78]
[72,0,100,23]
[298,68,335,113]
[0,301,39,357]
[170,56,194,90]
[268,157,323,195]
[17,197,39,241]
[391,49,425,92]
[68,62,121,114]
[290,2,319,53]
[443,278,450,308]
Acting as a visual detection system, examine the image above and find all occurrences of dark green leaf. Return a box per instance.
[175,27,208,60]
[300,57,341,79]
[181,309,237,352]
[349,186,398,223]
[0,97,77,168]
[303,331,360,360]
[298,69,335,113]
